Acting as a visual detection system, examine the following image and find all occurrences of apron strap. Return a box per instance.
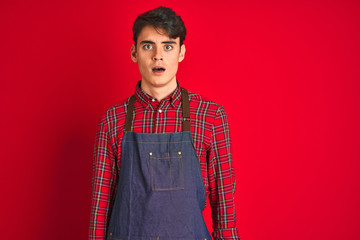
[181,87,191,132]
[124,87,191,132]
[124,94,136,132]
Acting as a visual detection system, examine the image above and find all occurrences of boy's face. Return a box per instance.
[131,25,185,88]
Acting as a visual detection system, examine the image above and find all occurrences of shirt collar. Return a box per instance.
[134,80,182,110]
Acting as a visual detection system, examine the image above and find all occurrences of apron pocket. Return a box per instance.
[149,155,184,191]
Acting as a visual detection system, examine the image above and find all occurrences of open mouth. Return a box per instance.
[152,67,166,73]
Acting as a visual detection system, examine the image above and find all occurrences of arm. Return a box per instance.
[208,105,241,240]
[89,115,118,240]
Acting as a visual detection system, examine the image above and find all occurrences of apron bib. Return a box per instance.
[107,88,211,240]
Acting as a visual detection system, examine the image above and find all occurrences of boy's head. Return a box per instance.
[130,6,187,90]
[132,6,187,47]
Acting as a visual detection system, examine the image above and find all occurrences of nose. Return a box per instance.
[153,47,163,61]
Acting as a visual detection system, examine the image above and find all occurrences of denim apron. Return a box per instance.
[107,88,212,240]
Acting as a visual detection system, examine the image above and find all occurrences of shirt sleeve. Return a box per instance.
[208,105,241,240]
[89,114,118,240]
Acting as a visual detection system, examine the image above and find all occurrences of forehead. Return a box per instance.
[137,25,179,44]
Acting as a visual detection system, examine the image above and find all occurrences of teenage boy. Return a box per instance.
[89,6,240,240]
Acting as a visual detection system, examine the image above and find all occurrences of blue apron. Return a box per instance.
[107,88,212,240]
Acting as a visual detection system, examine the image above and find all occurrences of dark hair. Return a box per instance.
[132,6,187,47]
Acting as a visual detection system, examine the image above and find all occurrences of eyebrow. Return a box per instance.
[139,40,177,45]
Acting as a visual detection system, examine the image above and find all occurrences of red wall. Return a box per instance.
[1,0,360,239]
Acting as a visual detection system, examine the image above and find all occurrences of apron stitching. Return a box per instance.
[169,156,172,189]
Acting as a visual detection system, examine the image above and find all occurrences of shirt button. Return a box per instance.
[158,109,162,113]
[152,98,156,102]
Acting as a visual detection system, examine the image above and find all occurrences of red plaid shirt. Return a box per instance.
[89,80,240,240]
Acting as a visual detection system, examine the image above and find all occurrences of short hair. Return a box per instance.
[132,6,187,47]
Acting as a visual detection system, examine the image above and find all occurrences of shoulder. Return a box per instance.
[186,89,227,118]
[96,95,132,129]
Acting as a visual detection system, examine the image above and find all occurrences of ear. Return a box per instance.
[131,44,137,63]
[178,44,186,63]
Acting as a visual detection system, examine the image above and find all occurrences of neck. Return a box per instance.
[140,79,178,101]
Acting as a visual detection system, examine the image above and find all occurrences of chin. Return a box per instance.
[146,77,174,87]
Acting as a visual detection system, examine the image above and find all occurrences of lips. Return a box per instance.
[152,66,166,73]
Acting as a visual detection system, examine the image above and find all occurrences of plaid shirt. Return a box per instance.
[89,80,240,240]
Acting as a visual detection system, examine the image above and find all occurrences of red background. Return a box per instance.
[1,0,359,239]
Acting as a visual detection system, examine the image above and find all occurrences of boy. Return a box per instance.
[89,6,240,240]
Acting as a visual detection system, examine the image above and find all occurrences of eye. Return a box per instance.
[164,45,173,51]
[143,44,152,50]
